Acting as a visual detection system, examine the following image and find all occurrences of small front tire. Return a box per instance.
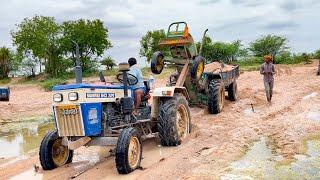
[39,130,73,170]
[115,128,142,174]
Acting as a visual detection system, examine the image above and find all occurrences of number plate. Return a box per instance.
[57,105,79,115]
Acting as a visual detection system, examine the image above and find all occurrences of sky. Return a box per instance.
[1,0,320,65]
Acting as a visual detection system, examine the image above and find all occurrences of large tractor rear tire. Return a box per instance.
[190,56,205,81]
[115,128,142,174]
[39,130,73,170]
[151,51,164,74]
[208,80,225,114]
[157,94,191,146]
[228,80,237,101]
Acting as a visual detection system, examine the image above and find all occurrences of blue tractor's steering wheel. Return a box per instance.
[116,73,138,86]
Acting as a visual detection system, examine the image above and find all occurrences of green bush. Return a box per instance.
[40,78,66,91]
[0,78,11,85]
[236,56,261,66]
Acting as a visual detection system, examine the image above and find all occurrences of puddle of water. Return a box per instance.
[307,111,320,122]
[0,117,54,158]
[302,92,318,100]
[221,137,320,179]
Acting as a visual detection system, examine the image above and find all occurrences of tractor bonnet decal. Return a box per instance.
[86,93,115,98]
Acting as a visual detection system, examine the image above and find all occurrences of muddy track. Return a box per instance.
[1,62,320,179]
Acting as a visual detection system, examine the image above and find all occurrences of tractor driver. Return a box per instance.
[128,57,145,115]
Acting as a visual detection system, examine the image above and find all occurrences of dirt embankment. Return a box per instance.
[0,62,320,179]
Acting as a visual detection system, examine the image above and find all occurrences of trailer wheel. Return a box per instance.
[208,80,225,114]
[228,80,237,101]
[151,51,164,74]
[157,94,191,146]
[39,130,73,170]
[190,56,205,81]
[116,128,142,174]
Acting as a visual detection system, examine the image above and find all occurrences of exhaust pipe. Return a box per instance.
[199,29,208,57]
[72,40,82,84]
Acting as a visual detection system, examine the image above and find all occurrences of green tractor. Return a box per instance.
[151,22,239,114]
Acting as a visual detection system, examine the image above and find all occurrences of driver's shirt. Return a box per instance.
[128,64,145,90]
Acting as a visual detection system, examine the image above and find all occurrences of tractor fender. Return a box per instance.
[152,86,189,99]
[151,86,189,120]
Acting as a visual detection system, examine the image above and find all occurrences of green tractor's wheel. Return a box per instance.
[115,128,142,174]
[157,94,191,146]
[190,56,205,81]
[39,130,73,170]
[151,51,165,74]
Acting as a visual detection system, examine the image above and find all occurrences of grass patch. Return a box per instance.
[0,78,11,85]
[40,78,67,91]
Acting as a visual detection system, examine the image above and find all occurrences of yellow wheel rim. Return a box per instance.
[52,138,69,167]
[196,62,204,79]
[176,104,189,139]
[128,137,141,168]
[156,56,164,72]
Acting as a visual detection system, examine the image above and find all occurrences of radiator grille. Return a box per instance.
[55,105,84,136]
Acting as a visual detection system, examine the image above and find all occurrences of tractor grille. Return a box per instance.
[55,105,84,136]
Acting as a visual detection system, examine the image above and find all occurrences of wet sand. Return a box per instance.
[0,62,320,179]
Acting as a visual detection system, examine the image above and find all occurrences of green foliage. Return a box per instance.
[60,19,112,71]
[314,49,320,59]
[0,46,13,79]
[249,34,289,58]
[101,56,117,70]
[11,16,112,77]
[0,78,11,85]
[40,78,66,91]
[139,29,169,62]
[198,36,244,63]
[11,15,65,77]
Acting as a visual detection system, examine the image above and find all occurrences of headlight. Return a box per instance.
[53,93,63,102]
[68,92,78,101]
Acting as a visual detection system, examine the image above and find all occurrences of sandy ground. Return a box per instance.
[0,84,51,121]
[0,62,320,179]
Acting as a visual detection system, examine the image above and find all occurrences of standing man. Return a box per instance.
[260,55,276,103]
[128,57,145,115]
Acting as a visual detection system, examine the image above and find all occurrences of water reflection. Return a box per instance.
[0,118,54,158]
[221,137,320,179]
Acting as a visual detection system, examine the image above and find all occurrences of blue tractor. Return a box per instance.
[0,87,10,101]
[39,63,191,174]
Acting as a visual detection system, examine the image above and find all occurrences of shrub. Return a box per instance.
[40,78,66,91]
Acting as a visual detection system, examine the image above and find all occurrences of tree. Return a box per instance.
[249,34,289,61]
[314,49,320,59]
[0,47,13,79]
[139,29,169,62]
[60,19,112,72]
[19,52,38,77]
[198,36,244,63]
[101,56,116,70]
[11,15,62,76]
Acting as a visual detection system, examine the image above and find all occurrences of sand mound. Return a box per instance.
[204,62,236,73]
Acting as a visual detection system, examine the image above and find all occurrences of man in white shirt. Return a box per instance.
[128,57,145,114]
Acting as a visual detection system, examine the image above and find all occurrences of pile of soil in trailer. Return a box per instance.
[204,62,235,73]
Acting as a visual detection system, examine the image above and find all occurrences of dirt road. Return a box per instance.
[1,62,320,179]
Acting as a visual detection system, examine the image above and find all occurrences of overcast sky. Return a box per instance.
[1,0,320,65]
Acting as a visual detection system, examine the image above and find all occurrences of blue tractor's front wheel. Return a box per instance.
[39,130,73,170]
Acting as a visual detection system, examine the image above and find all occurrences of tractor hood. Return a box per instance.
[52,83,132,91]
